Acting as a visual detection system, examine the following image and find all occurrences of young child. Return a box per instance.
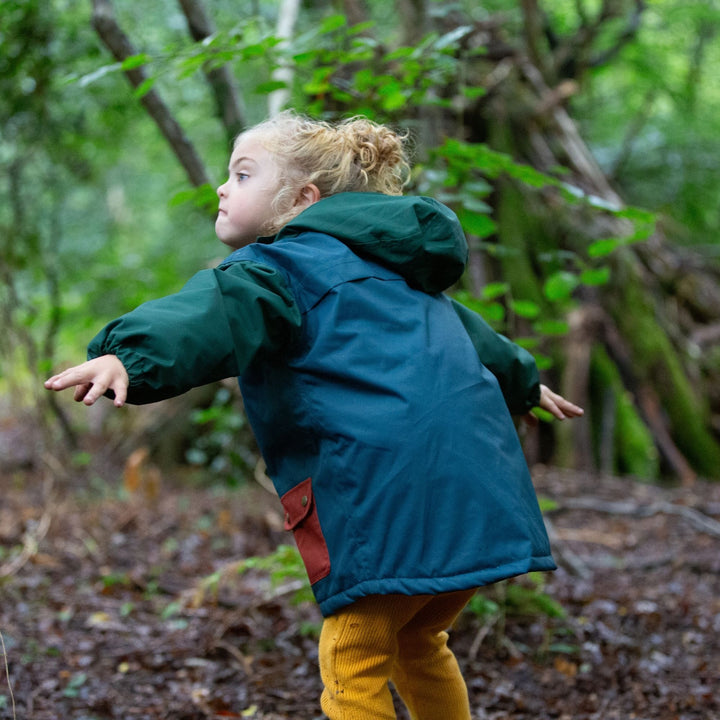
[46,112,583,719]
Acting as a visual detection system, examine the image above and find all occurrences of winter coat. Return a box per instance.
[88,192,555,616]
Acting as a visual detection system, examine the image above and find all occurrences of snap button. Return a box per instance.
[301,495,308,507]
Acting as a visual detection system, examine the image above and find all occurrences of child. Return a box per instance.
[46,112,583,719]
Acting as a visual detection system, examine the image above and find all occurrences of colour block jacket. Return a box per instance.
[88,192,555,616]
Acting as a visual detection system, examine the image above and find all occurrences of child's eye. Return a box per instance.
[237,172,249,181]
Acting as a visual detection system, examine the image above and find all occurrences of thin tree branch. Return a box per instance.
[520,0,551,79]
[683,18,715,112]
[608,89,656,179]
[343,0,370,28]
[268,0,301,117]
[91,0,212,188]
[572,304,697,485]
[588,0,646,69]
[397,0,428,46]
[549,0,645,80]
[557,496,720,538]
[520,60,621,202]
[176,0,246,140]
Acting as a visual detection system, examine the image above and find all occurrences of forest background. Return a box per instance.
[1,1,720,719]
[2,0,720,485]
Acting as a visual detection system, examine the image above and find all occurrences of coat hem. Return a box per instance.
[315,554,557,617]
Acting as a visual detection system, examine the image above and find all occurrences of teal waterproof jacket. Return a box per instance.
[89,193,555,616]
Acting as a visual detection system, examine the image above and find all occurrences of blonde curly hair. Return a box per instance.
[235,111,411,233]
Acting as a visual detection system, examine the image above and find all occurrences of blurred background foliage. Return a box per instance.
[1,0,719,483]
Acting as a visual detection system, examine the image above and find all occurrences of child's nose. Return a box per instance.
[217,182,227,197]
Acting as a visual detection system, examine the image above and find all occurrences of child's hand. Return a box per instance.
[522,384,584,426]
[44,355,129,407]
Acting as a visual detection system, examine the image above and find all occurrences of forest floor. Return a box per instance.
[0,462,719,720]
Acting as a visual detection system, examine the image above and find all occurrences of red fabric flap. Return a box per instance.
[281,477,314,530]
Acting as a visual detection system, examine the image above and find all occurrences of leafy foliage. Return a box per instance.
[2,0,717,480]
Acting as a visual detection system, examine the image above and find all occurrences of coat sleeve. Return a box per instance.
[87,260,302,405]
[450,298,540,414]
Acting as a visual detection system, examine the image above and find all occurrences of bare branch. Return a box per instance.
[520,0,551,78]
[397,0,428,46]
[343,0,370,27]
[608,89,656,179]
[268,0,301,117]
[557,497,720,538]
[520,60,620,201]
[588,0,646,69]
[91,0,211,187]
[565,305,698,486]
[546,0,645,80]
[177,0,246,140]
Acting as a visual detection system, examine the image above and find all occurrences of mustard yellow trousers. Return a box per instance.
[319,589,476,719]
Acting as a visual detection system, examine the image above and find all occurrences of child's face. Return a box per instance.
[215,134,282,249]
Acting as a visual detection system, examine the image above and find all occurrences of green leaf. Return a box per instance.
[534,354,554,371]
[292,50,315,64]
[63,672,87,698]
[254,80,288,94]
[534,320,570,336]
[457,208,496,238]
[481,302,506,323]
[347,20,376,36]
[543,271,579,301]
[461,196,493,214]
[318,14,346,34]
[133,77,156,99]
[514,336,540,350]
[580,267,611,286]
[537,496,559,512]
[464,179,493,196]
[507,163,556,189]
[461,86,486,99]
[616,206,656,224]
[385,46,416,61]
[510,300,541,319]
[434,25,473,50]
[549,642,580,655]
[121,53,151,71]
[480,282,510,300]
[587,237,622,258]
[627,222,656,243]
[532,407,554,421]
[467,593,500,619]
[169,184,218,213]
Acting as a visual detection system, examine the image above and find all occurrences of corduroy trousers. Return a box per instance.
[319,588,476,719]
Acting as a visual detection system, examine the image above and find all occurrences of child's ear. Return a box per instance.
[295,183,321,209]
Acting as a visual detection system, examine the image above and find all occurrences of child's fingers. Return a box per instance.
[72,383,93,404]
[538,385,584,420]
[110,380,127,407]
[561,401,584,418]
[45,374,76,391]
[44,373,68,389]
[46,357,128,408]
[553,394,584,418]
[45,364,110,406]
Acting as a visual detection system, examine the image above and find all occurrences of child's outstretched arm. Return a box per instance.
[450,298,584,422]
[44,260,302,406]
[45,355,129,407]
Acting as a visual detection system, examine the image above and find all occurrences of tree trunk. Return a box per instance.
[91,0,212,188]
[442,7,720,480]
[177,0,247,141]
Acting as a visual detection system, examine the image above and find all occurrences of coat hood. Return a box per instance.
[273,192,467,294]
